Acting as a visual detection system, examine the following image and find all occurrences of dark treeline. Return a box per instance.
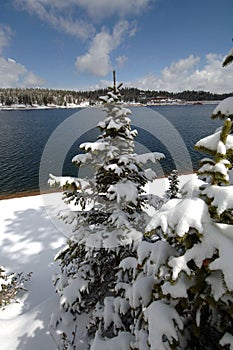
[121,88,232,102]
[0,88,87,106]
[0,87,231,106]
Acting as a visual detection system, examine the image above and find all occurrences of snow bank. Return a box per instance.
[0,193,66,350]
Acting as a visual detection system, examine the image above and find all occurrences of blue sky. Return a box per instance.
[0,0,233,92]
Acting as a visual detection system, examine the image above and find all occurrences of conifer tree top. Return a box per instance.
[195,118,233,155]
[222,44,233,67]
[212,97,233,120]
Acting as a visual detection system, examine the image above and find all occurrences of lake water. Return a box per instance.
[0,104,222,196]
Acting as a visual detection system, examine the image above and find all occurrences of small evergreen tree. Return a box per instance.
[0,266,32,307]
[49,73,164,348]
[164,169,180,200]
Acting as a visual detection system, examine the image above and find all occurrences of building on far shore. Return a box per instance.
[146,95,184,105]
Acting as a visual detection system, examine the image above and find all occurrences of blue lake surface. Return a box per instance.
[0,104,222,196]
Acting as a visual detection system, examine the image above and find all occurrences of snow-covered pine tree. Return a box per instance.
[195,117,233,223]
[212,40,233,130]
[98,104,233,349]
[49,72,164,348]
[211,97,233,122]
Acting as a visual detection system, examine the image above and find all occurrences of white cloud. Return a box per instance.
[14,0,149,39]
[0,25,12,54]
[0,57,45,87]
[14,1,141,78]
[73,0,152,20]
[75,31,112,76]
[130,54,233,93]
[116,55,128,68]
[76,21,134,76]
[15,0,95,40]
[15,0,152,22]
[22,71,45,87]
[0,23,44,87]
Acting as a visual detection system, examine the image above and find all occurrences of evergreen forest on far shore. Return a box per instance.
[0,87,232,107]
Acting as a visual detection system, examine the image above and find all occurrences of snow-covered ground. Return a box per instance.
[0,101,90,110]
[0,174,194,350]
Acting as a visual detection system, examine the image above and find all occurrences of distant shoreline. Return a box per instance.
[0,188,62,200]
[0,100,220,111]
[0,104,86,111]
[0,171,196,200]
